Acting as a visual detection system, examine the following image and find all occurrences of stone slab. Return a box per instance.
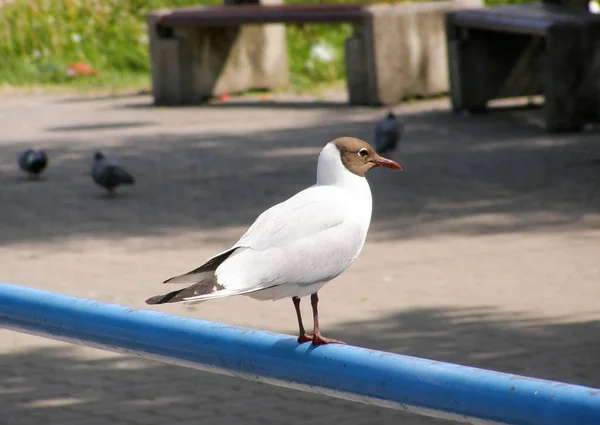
[345,0,484,106]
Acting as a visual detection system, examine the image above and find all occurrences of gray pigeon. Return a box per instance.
[92,151,135,194]
[375,111,403,160]
[18,149,48,179]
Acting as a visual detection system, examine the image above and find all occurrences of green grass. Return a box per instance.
[0,0,213,92]
[0,0,535,94]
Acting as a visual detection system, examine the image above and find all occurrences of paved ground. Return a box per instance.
[0,92,599,425]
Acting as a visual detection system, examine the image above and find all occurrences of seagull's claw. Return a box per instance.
[297,333,314,344]
[311,334,346,346]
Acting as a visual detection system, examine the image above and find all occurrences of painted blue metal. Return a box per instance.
[0,282,599,425]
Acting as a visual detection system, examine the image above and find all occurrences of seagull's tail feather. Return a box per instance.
[146,275,221,304]
[145,275,261,305]
[146,247,254,305]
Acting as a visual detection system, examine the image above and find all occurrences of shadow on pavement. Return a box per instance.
[0,103,599,247]
[46,122,155,132]
[1,306,598,425]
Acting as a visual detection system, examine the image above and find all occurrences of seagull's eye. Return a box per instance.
[358,148,369,157]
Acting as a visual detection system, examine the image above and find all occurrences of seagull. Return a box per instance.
[92,151,135,194]
[18,149,48,179]
[375,111,403,160]
[145,138,402,345]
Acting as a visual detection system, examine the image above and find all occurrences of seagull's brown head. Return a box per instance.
[333,137,402,177]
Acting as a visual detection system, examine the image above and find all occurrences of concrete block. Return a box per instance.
[148,1,288,106]
[345,0,483,106]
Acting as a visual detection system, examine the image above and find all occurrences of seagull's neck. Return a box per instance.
[316,143,370,192]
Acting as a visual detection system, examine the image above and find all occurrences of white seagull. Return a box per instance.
[145,137,402,345]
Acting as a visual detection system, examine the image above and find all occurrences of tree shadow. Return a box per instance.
[46,122,155,132]
[0,100,599,247]
[1,306,598,425]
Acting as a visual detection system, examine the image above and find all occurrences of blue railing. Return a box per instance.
[0,282,599,425]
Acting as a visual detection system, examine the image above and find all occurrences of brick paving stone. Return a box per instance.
[0,92,599,425]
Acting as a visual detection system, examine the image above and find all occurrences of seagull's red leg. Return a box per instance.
[293,296,313,343]
[310,293,346,346]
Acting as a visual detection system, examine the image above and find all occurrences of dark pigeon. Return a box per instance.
[375,111,403,159]
[18,149,48,179]
[92,151,135,194]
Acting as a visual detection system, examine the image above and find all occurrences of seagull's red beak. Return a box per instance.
[374,156,403,171]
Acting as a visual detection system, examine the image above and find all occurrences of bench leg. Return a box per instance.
[148,14,189,106]
[544,24,586,132]
[345,21,378,106]
[580,23,600,125]
[148,13,288,106]
[446,14,489,113]
[446,14,543,114]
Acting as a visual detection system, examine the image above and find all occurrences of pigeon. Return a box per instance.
[375,111,403,160]
[92,151,135,194]
[18,149,48,179]
[145,137,402,345]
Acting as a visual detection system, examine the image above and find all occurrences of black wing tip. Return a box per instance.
[145,292,178,304]
[145,295,164,305]
[145,285,190,304]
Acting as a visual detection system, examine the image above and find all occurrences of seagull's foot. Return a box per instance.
[311,333,346,346]
[297,333,314,344]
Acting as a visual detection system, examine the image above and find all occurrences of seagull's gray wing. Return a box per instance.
[151,185,365,304]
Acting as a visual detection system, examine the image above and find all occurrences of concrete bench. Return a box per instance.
[148,0,482,107]
[445,3,600,132]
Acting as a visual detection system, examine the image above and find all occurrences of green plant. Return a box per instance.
[0,0,537,92]
[0,0,216,88]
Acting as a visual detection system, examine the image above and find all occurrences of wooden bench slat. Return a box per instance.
[452,5,600,35]
[453,11,554,35]
[156,4,367,27]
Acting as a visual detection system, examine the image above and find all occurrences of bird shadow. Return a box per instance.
[90,191,134,200]
[13,175,45,183]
